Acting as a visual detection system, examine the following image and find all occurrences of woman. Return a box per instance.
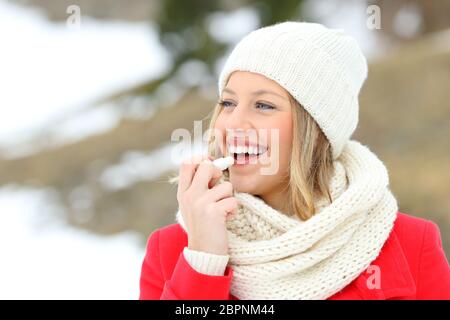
[139,21,450,299]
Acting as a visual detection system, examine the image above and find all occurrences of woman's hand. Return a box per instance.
[177,155,237,256]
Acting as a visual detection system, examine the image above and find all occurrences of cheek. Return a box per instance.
[213,117,227,145]
[269,116,293,161]
[280,123,293,160]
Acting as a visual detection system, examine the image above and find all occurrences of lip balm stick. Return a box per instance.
[212,156,234,171]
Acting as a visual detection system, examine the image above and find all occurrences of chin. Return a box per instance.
[228,174,259,194]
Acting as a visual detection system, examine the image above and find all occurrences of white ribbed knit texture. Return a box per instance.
[183,247,229,276]
[176,140,398,300]
[217,21,368,160]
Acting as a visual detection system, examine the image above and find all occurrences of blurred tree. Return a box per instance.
[107,0,304,100]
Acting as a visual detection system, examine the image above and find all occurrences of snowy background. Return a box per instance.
[0,0,167,299]
[1,0,448,300]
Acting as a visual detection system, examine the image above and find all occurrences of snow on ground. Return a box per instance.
[0,186,146,299]
[0,0,170,152]
[0,0,164,299]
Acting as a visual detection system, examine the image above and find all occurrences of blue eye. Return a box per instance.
[218,100,234,108]
[218,100,276,110]
[256,103,275,110]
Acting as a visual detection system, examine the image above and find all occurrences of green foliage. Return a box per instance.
[110,0,304,100]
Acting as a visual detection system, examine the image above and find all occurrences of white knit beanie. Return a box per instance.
[218,21,368,160]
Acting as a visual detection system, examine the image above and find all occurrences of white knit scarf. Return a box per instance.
[175,140,398,300]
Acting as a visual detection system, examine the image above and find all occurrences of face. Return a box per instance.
[214,71,293,198]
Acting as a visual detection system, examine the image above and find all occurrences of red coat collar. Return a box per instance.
[346,229,417,299]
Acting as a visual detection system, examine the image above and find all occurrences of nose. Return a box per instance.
[226,103,254,132]
[224,104,259,149]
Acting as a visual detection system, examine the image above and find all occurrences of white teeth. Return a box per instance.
[227,144,267,155]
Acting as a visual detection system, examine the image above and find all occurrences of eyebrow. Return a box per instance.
[222,87,288,101]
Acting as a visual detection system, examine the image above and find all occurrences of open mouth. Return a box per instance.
[228,144,269,165]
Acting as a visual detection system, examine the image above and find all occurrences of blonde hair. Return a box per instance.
[286,94,334,220]
[169,93,334,221]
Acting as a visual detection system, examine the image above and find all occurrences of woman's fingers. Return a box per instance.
[208,165,224,188]
[177,155,207,194]
[205,181,234,203]
[191,159,223,191]
[216,197,238,217]
[176,154,234,256]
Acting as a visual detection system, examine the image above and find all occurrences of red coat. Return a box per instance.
[139,212,450,300]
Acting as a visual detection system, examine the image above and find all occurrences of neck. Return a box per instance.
[258,188,291,215]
